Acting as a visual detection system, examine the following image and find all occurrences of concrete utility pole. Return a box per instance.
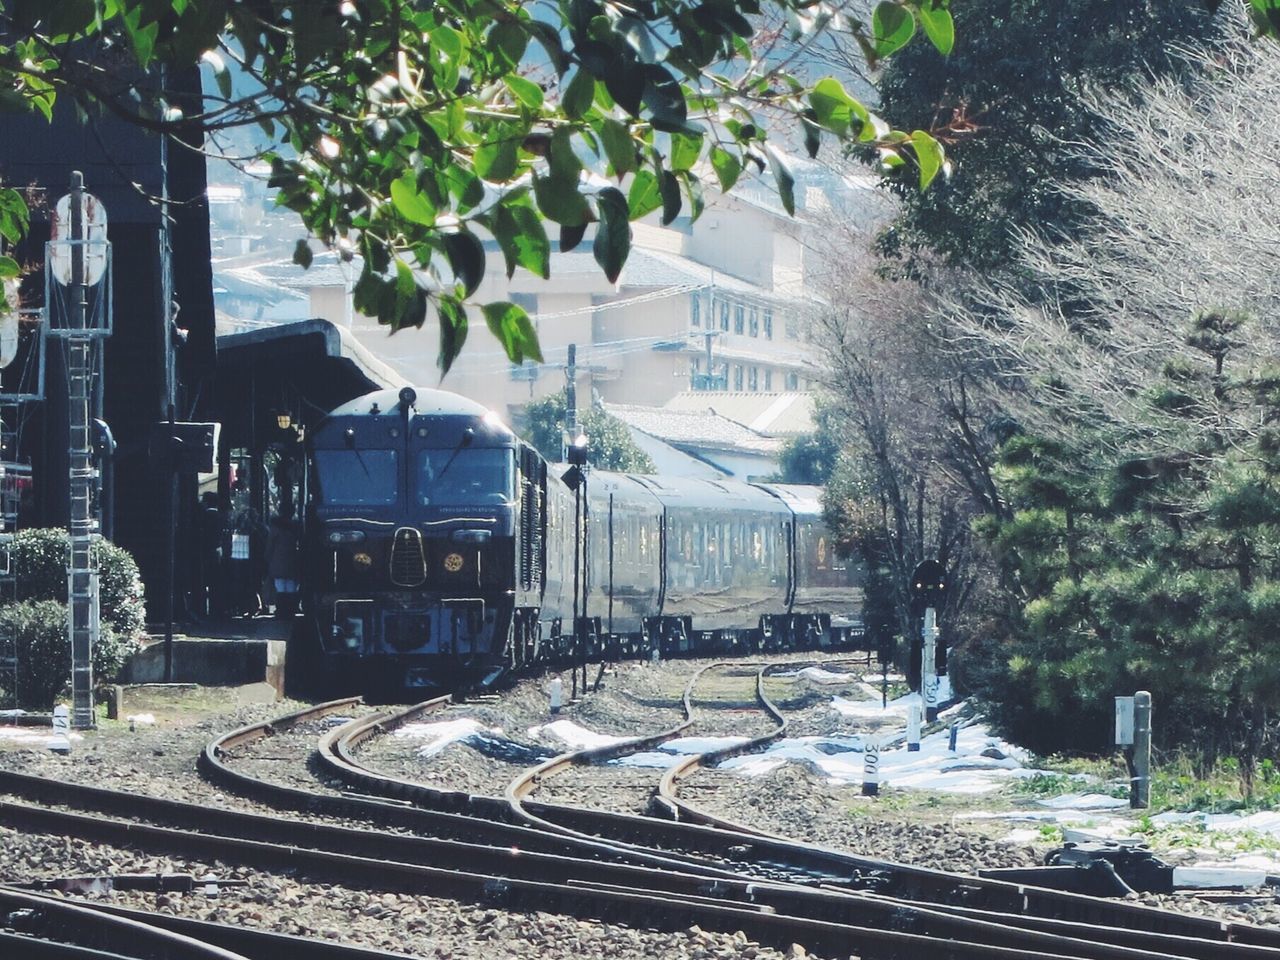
[564,342,577,461]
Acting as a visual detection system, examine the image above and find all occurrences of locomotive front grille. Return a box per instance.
[389,527,427,586]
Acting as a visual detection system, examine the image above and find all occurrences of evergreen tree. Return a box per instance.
[520,390,655,473]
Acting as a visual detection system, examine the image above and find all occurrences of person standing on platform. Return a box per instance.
[265,514,301,618]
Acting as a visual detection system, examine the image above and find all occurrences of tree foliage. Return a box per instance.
[521,389,655,472]
[874,0,1221,271]
[0,0,962,371]
[840,34,1280,776]
[775,399,842,485]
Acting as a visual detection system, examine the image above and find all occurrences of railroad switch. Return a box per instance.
[980,841,1173,897]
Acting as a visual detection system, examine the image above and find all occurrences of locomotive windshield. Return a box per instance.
[313,449,399,505]
[417,448,514,505]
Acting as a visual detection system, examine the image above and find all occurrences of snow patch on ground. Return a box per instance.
[394,718,500,757]
[0,725,84,747]
[527,719,628,751]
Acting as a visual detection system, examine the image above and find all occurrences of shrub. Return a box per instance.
[0,599,139,711]
[10,528,146,648]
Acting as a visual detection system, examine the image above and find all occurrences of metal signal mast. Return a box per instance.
[49,172,112,729]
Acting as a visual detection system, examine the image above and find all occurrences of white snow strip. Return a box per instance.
[831,692,911,718]
[1173,867,1269,889]
[393,718,499,758]
[774,666,858,684]
[527,719,628,750]
[1036,793,1132,811]
[0,726,84,746]
[125,713,156,726]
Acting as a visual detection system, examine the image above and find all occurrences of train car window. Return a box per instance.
[313,450,398,505]
[417,448,515,505]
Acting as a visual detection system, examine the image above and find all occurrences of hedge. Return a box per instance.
[0,599,139,710]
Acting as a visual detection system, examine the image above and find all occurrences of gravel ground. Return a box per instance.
[3,653,1279,949]
[0,827,827,960]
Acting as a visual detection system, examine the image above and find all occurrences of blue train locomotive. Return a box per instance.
[288,386,864,695]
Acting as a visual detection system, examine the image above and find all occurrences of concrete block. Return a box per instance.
[119,638,284,690]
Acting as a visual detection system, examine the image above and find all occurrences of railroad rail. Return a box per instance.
[0,885,249,960]
[4,680,1280,959]
[318,675,1280,956]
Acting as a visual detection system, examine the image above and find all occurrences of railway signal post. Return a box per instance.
[910,559,946,723]
[48,173,112,729]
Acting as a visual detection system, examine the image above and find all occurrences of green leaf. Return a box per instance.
[0,256,18,280]
[390,173,437,226]
[493,203,551,279]
[659,170,682,225]
[475,133,521,183]
[444,230,486,297]
[533,174,592,226]
[802,115,820,159]
[910,129,945,189]
[488,22,529,70]
[809,77,868,139]
[627,169,662,219]
[670,132,702,172]
[1251,0,1280,37]
[918,3,955,55]
[765,145,796,216]
[292,239,313,270]
[394,257,416,299]
[562,69,595,120]
[709,146,740,192]
[642,65,687,133]
[592,187,631,283]
[548,127,582,184]
[599,118,636,176]
[483,301,543,364]
[872,1,916,57]
[680,171,705,221]
[561,223,588,252]
[437,298,469,378]
[505,75,544,110]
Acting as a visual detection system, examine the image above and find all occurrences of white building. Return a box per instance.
[209,153,881,432]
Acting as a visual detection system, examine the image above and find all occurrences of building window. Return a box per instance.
[691,295,701,328]
[719,301,729,331]
[764,369,773,391]
[748,366,758,391]
[785,315,799,339]
[691,358,701,383]
[733,304,745,335]
[785,372,799,390]
[733,365,744,391]
[749,308,759,337]
[763,309,773,340]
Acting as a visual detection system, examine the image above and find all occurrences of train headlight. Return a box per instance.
[351,551,373,568]
[328,530,366,544]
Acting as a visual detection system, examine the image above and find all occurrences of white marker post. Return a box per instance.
[923,607,939,722]
[49,703,71,754]
[1133,691,1152,810]
[861,737,880,797]
[549,677,563,715]
[907,700,922,752]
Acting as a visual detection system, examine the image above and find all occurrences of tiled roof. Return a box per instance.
[605,402,783,455]
[663,391,814,436]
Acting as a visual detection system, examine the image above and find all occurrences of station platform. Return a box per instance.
[118,615,291,694]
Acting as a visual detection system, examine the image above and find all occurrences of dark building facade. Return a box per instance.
[0,68,215,616]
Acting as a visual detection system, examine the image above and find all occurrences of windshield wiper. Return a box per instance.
[433,429,474,485]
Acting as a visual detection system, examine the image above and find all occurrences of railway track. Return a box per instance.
[3,661,1280,959]
[316,669,1280,958]
[0,886,421,960]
